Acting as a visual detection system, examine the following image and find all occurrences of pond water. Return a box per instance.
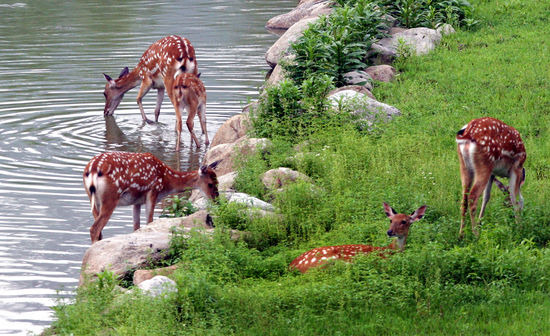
[0,1,294,334]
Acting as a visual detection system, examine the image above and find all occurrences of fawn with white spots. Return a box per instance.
[83,152,220,243]
[102,35,200,150]
[456,117,526,237]
[289,203,426,273]
[173,72,208,148]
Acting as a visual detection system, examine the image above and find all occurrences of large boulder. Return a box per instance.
[368,27,442,64]
[328,90,401,129]
[210,114,249,147]
[265,17,319,67]
[265,63,287,87]
[266,0,332,30]
[328,85,375,100]
[137,275,177,297]
[203,136,271,177]
[80,211,213,284]
[364,65,397,82]
[133,265,178,286]
[343,70,373,91]
[261,167,311,191]
[80,231,172,285]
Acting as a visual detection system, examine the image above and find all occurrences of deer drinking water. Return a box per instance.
[289,203,427,273]
[83,152,219,243]
[456,117,526,237]
[102,35,201,150]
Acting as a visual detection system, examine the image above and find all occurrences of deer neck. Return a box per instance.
[163,169,199,194]
[115,67,142,93]
[388,237,407,251]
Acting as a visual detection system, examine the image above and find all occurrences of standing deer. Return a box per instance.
[173,72,209,148]
[456,117,526,237]
[83,152,219,243]
[102,35,199,150]
[289,203,426,273]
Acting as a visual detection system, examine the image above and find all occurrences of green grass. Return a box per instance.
[49,0,550,334]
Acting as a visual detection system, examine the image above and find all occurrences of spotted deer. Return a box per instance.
[102,35,199,150]
[289,203,426,273]
[456,117,526,237]
[83,152,219,243]
[173,72,208,148]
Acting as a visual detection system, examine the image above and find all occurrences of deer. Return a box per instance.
[83,151,220,243]
[289,203,427,273]
[173,72,209,148]
[102,35,199,150]
[456,117,526,238]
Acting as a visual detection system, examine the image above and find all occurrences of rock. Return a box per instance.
[218,171,238,192]
[343,70,373,91]
[368,27,442,64]
[203,137,271,177]
[436,23,455,36]
[226,192,275,211]
[328,85,375,100]
[80,231,172,285]
[242,101,258,116]
[136,210,213,233]
[265,17,319,67]
[138,275,177,297]
[266,0,332,30]
[328,90,401,129]
[364,65,397,82]
[133,265,178,286]
[210,114,249,147]
[79,211,215,284]
[261,167,311,190]
[265,63,287,87]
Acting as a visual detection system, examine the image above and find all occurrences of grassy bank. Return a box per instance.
[49,0,550,334]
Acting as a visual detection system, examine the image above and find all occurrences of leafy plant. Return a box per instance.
[160,194,197,218]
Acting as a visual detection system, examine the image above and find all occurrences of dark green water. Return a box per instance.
[0,1,294,333]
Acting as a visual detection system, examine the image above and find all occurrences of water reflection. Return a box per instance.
[0,0,295,334]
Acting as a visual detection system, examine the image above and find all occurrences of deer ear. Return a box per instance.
[103,73,113,82]
[208,160,220,170]
[383,202,397,218]
[119,67,129,78]
[411,205,427,222]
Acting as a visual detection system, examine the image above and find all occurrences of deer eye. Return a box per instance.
[208,183,214,188]
[189,57,194,61]
[401,220,407,225]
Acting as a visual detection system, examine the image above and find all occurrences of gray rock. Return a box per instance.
[368,27,442,64]
[266,0,332,30]
[261,167,311,190]
[328,90,401,129]
[343,70,373,91]
[210,114,249,147]
[138,275,177,297]
[265,17,319,67]
[364,65,397,82]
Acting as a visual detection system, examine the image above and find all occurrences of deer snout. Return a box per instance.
[387,229,394,237]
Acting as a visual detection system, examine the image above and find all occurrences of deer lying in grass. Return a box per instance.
[290,203,427,273]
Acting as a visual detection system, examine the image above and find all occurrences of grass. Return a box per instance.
[48,0,550,335]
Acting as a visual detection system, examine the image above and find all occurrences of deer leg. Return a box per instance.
[187,113,200,148]
[458,146,473,238]
[478,175,494,219]
[89,201,117,243]
[133,204,141,231]
[468,169,492,237]
[154,88,165,122]
[145,192,158,223]
[198,104,209,145]
[508,167,524,213]
[136,77,154,124]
